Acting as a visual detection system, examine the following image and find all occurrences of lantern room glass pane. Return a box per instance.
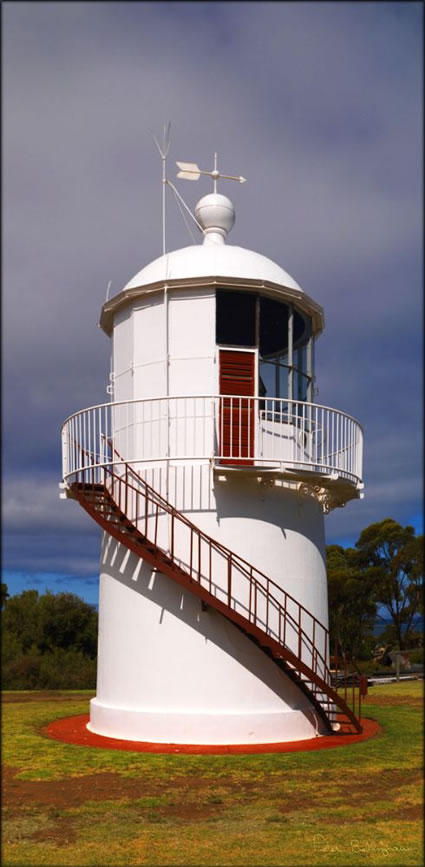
[294,370,309,402]
[259,298,288,356]
[216,290,256,346]
[216,288,314,403]
[259,360,275,397]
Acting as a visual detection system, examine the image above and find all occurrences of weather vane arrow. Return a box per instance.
[176,153,246,193]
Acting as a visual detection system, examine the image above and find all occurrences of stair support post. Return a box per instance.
[248,568,252,623]
[170,512,174,561]
[298,605,302,667]
[125,464,128,518]
[154,502,159,551]
[266,578,269,634]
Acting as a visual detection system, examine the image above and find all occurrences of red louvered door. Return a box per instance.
[219,349,255,466]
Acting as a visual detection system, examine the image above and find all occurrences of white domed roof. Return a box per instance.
[100,193,324,338]
[123,243,302,293]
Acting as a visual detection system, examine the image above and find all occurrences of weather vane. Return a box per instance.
[176,153,247,193]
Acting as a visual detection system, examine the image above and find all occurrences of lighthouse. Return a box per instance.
[60,161,364,745]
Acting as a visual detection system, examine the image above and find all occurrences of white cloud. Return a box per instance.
[3,476,97,534]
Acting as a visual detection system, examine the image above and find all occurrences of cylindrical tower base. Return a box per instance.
[90,474,329,745]
[88,700,322,744]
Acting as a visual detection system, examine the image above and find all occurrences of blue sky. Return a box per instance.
[3,1,423,603]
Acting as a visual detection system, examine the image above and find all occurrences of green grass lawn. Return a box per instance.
[2,682,423,866]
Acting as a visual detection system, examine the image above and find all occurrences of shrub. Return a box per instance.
[2,653,43,689]
[38,648,97,689]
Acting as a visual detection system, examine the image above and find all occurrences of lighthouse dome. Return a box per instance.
[100,192,324,339]
[123,243,302,294]
[123,193,301,294]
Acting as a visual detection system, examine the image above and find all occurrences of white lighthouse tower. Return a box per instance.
[61,156,364,745]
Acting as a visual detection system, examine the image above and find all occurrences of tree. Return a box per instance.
[355,519,424,650]
[37,592,98,657]
[2,589,41,653]
[1,588,99,689]
[326,544,377,658]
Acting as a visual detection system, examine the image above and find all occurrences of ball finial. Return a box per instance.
[194,193,235,245]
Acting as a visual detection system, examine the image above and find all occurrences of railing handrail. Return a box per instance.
[126,456,330,639]
[62,395,364,517]
[61,394,364,435]
[72,431,331,643]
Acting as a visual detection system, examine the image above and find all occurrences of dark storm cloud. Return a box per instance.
[3,2,423,586]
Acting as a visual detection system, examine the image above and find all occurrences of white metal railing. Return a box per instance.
[61,395,363,489]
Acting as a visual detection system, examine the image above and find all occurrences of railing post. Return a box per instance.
[154,502,158,550]
[266,578,269,633]
[228,554,232,608]
[61,426,68,481]
[358,428,364,485]
[125,464,128,517]
[249,568,252,622]
[288,305,293,402]
[298,605,302,662]
[170,512,174,561]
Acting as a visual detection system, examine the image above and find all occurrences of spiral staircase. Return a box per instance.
[66,456,363,737]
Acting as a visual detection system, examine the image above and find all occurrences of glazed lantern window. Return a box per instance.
[216,290,314,402]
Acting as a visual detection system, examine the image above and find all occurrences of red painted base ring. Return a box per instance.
[44,714,380,754]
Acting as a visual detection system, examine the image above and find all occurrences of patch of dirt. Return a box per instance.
[153,804,221,821]
[277,797,317,813]
[387,804,423,821]
[275,768,424,818]
[3,765,253,815]
[2,692,94,704]
[27,816,77,845]
[330,767,424,809]
[335,767,423,801]
[4,762,422,825]
[316,801,424,826]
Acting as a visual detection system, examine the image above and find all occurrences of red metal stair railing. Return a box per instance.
[66,447,363,735]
